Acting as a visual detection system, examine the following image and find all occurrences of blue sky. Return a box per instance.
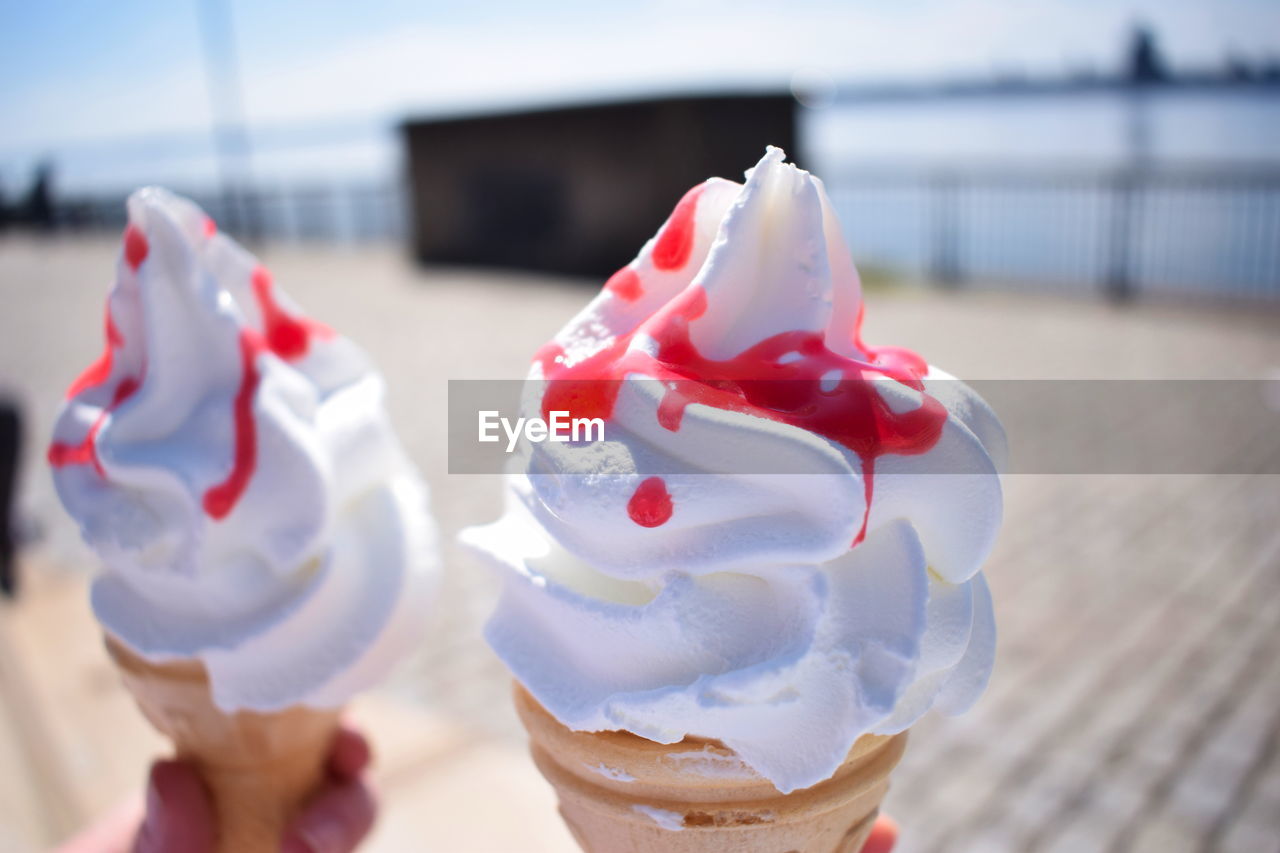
[1,0,1277,191]
[4,0,1278,147]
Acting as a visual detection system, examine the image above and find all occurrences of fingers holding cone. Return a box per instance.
[280,723,377,853]
[861,814,899,853]
[134,761,216,853]
[116,723,375,853]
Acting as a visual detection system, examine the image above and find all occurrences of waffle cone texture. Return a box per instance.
[514,685,908,853]
[105,635,341,853]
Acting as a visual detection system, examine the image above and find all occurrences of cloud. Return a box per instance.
[235,2,1076,124]
[4,0,1277,167]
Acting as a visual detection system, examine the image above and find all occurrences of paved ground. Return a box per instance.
[1,234,1278,852]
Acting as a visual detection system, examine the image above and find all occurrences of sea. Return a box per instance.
[4,86,1277,298]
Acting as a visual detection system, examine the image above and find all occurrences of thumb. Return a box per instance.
[861,813,899,853]
[134,761,216,853]
[280,778,376,853]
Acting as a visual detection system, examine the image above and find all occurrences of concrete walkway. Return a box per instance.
[1,235,1277,852]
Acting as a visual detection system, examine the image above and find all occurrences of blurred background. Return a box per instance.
[5,0,1280,298]
[1,1,1278,852]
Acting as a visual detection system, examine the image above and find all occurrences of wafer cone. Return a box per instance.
[104,635,341,853]
[514,685,908,853]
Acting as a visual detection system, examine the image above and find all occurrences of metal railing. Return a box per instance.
[54,165,1280,301]
[823,165,1280,301]
[62,182,409,246]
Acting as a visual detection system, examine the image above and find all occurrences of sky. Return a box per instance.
[1,0,1277,190]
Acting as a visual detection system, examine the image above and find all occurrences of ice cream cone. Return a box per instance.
[514,685,908,853]
[105,635,341,853]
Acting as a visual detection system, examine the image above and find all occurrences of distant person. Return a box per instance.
[21,161,56,230]
[0,397,19,597]
[1127,24,1168,84]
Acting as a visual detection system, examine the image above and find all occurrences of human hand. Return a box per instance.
[59,725,889,853]
[56,723,376,853]
[861,813,898,853]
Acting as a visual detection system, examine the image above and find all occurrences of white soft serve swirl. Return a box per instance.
[463,148,1006,793]
[50,187,438,712]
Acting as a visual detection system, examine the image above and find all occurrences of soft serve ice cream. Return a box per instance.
[464,148,1006,793]
[49,188,437,711]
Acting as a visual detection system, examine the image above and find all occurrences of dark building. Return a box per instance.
[401,93,798,277]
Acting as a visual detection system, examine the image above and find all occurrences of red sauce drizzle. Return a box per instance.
[123,225,149,270]
[628,477,674,527]
[48,228,150,473]
[650,185,704,271]
[203,217,217,238]
[200,266,333,518]
[604,267,643,302]
[52,242,333,523]
[47,378,140,476]
[251,266,333,361]
[64,223,146,399]
[536,275,946,540]
[65,306,125,399]
[201,330,264,520]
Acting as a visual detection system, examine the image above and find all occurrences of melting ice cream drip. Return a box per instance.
[536,151,947,542]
